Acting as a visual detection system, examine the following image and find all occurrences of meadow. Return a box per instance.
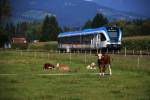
[0,50,150,100]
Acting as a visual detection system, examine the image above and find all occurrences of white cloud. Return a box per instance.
[84,0,93,2]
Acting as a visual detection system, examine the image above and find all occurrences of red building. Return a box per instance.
[12,36,27,44]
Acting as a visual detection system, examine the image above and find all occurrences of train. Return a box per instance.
[57,26,122,52]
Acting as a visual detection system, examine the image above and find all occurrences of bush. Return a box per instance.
[11,43,28,49]
[123,39,150,50]
[28,42,57,50]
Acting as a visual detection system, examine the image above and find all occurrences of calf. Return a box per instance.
[44,63,55,70]
[97,53,112,76]
[56,63,70,72]
[86,62,96,70]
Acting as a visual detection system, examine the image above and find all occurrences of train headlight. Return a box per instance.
[106,44,109,47]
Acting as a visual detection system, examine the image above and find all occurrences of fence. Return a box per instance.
[1,48,149,69]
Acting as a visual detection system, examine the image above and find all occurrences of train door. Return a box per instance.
[96,33,101,49]
[90,34,101,49]
[92,33,107,49]
[99,33,107,48]
[90,34,97,49]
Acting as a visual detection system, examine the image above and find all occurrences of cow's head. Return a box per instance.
[91,62,96,67]
[56,63,60,68]
[97,53,102,59]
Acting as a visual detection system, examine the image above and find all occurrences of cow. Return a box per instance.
[44,63,55,70]
[56,63,70,72]
[86,62,96,70]
[96,53,112,76]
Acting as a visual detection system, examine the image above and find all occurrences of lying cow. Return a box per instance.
[97,53,112,76]
[86,62,96,70]
[44,63,55,70]
[56,63,70,72]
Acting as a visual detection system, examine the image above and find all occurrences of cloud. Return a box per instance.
[84,0,93,2]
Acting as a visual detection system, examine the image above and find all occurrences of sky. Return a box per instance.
[94,0,150,17]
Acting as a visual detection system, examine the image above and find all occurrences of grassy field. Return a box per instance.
[0,50,150,100]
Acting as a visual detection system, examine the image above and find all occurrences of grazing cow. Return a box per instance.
[44,63,55,70]
[86,62,96,70]
[56,63,70,72]
[97,53,112,76]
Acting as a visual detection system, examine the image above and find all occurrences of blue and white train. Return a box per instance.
[58,26,122,52]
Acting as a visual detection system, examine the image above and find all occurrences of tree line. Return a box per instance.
[1,13,150,46]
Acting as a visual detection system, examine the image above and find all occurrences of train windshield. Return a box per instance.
[107,27,119,42]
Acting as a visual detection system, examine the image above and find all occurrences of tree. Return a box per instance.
[20,22,28,33]
[0,25,9,47]
[0,0,11,24]
[82,20,92,29]
[49,16,61,41]
[40,15,51,41]
[63,26,72,32]
[141,19,150,35]
[91,13,108,28]
[0,0,11,47]
[40,15,61,41]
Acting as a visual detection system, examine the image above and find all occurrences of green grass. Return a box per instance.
[0,50,150,100]
[28,41,58,50]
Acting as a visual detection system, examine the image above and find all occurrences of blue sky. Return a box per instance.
[94,0,150,17]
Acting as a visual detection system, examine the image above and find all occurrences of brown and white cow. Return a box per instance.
[56,63,70,72]
[97,53,112,76]
[44,63,55,70]
[86,62,96,70]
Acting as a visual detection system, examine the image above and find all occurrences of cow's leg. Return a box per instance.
[108,64,112,75]
[99,67,102,76]
[99,66,103,76]
[100,65,105,76]
[102,65,106,75]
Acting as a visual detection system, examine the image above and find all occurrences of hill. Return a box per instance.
[10,0,145,26]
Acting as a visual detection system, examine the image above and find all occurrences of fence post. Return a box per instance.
[20,50,23,57]
[34,51,36,58]
[113,50,114,55]
[50,50,53,54]
[140,50,142,57]
[48,53,50,59]
[137,56,140,68]
[69,52,71,64]
[41,52,43,58]
[59,50,60,54]
[85,51,87,64]
[90,49,91,56]
[78,50,79,55]
[133,50,134,55]
[117,50,120,55]
[125,47,126,56]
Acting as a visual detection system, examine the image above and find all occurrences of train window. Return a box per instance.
[109,32,118,37]
[71,36,80,44]
[82,34,94,44]
[100,33,106,41]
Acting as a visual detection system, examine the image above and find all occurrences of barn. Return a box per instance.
[11,36,28,49]
[12,36,27,44]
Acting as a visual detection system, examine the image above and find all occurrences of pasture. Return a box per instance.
[0,50,150,100]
